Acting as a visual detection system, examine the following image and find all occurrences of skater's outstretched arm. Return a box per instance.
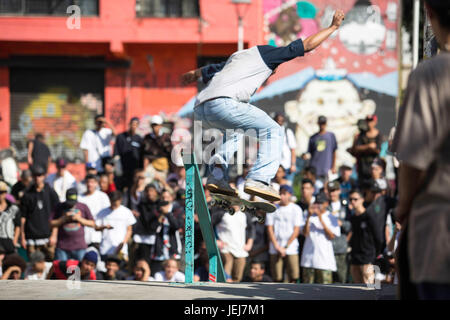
[181,61,227,86]
[302,9,345,52]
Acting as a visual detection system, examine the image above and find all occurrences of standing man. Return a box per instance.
[306,116,338,182]
[266,185,303,283]
[181,10,345,201]
[274,113,297,182]
[20,165,60,261]
[27,133,51,174]
[391,0,450,300]
[114,117,143,190]
[45,158,77,202]
[80,114,116,173]
[301,192,340,284]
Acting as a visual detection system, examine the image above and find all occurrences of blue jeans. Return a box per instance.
[55,248,86,261]
[194,98,284,184]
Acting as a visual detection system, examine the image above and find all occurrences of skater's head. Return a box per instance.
[424,0,450,50]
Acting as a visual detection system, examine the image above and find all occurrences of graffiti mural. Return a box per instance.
[257,0,399,167]
[10,89,103,162]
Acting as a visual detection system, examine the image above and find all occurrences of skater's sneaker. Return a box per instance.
[243,179,281,202]
[205,175,238,197]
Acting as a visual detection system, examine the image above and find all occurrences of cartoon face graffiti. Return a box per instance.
[284,78,376,167]
[338,0,386,55]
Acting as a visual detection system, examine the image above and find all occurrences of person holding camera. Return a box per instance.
[50,188,112,261]
[80,114,116,173]
[348,115,383,187]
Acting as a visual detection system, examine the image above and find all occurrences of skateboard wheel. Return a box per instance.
[240,205,246,212]
[210,199,216,206]
[229,208,235,215]
[257,216,265,224]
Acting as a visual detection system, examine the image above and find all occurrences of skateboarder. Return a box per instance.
[181,10,345,202]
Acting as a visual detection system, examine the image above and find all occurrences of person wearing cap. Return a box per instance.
[326,180,351,283]
[142,115,173,184]
[266,184,303,283]
[20,164,60,261]
[114,117,144,190]
[305,115,338,182]
[391,0,450,300]
[50,188,112,262]
[45,157,77,202]
[24,251,52,280]
[27,133,51,175]
[181,11,345,202]
[0,181,21,255]
[47,250,99,280]
[80,114,116,173]
[10,169,33,204]
[301,191,340,284]
[348,114,383,187]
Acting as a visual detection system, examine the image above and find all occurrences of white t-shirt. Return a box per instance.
[281,127,297,170]
[24,262,53,280]
[79,190,111,245]
[301,211,341,271]
[216,211,249,258]
[154,270,185,282]
[45,171,77,202]
[80,128,113,171]
[96,205,136,257]
[266,202,304,255]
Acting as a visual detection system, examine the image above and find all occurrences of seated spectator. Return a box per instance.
[47,251,98,280]
[334,164,357,203]
[247,209,270,276]
[24,251,52,280]
[127,258,154,282]
[242,261,273,282]
[45,157,77,202]
[348,189,376,284]
[78,174,111,249]
[0,253,27,280]
[301,192,340,284]
[97,191,137,262]
[50,188,111,261]
[0,181,21,254]
[10,169,33,204]
[97,255,128,280]
[267,185,303,283]
[154,258,185,282]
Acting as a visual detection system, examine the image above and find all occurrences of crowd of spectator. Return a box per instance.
[0,111,398,286]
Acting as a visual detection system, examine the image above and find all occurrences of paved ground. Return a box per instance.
[0,280,397,300]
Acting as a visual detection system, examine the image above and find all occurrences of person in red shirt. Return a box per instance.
[46,251,98,280]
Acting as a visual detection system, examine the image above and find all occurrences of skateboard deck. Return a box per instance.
[210,192,276,224]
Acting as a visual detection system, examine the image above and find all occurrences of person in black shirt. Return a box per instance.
[10,169,33,204]
[27,133,51,174]
[114,117,143,190]
[348,189,377,284]
[96,255,128,280]
[20,165,60,262]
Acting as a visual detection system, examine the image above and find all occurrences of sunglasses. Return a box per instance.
[349,198,361,202]
[0,190,7,194]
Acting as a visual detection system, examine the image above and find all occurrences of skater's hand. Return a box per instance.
[330,10,345,29]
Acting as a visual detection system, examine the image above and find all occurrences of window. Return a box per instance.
[0,0,99,16]
[136,0,199,18]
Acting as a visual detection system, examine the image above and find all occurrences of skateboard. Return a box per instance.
[210,192,276,224]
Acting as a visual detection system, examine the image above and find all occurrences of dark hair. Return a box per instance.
[301,178,314,187]
[349,189,364,198]
[251,261,265,270]
[425,0,450,28]
[3,253,27,274]
[85,174,98,182]
[101,156,115,168]
[303,166,316,177]
[95,114,104,121]
[35,133,44,141]
[109,190,123,202]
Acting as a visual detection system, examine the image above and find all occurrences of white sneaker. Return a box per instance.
[244,179,280,202]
